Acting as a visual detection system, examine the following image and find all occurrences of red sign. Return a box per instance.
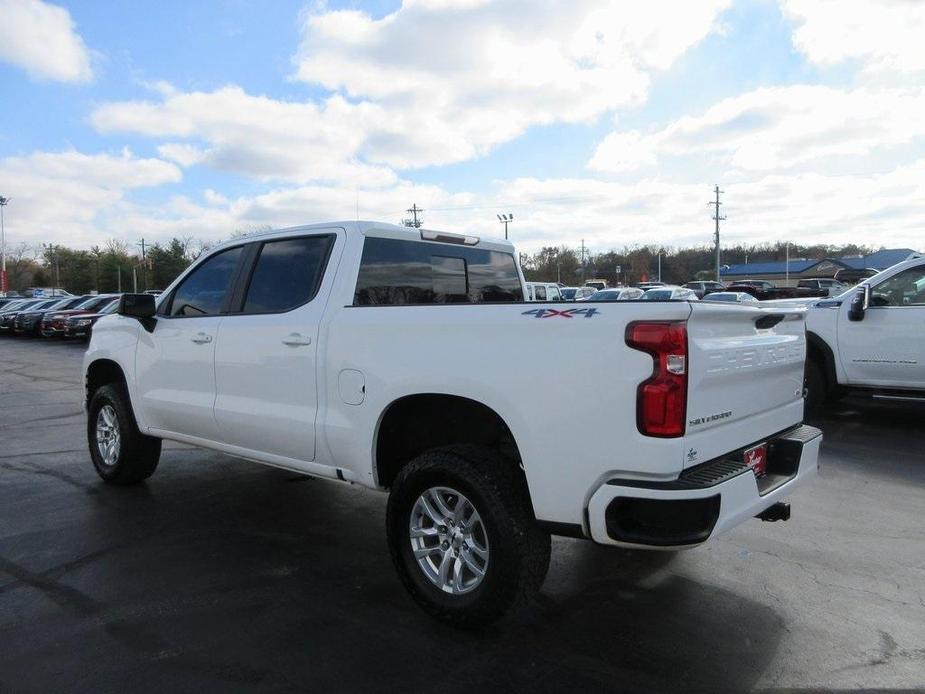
[0,269,8,294]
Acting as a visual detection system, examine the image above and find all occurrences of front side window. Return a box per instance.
[242,236,333,314]
[166,246,243,317]
[871,266,925,307]
[354,237,523,305]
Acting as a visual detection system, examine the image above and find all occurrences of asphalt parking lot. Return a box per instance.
[1,338,923,693]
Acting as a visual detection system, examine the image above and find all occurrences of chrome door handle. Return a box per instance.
[191,332,213,344]
[282,333,312,347]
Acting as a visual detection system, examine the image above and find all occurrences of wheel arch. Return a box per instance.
[85,358,129,409]
[806,331,838,393]
[373,393,523,490]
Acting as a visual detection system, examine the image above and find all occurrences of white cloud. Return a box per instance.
[782,0,925,75]
[294,0,730,167]
[0,0,93,82]
[589,85,925,173]
[3,146,923,255]
[92,86,397,187]
[0,150,180,246]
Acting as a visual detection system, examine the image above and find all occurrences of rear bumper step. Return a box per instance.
[587,424,821,548]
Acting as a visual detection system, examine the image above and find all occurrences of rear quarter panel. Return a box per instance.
[320,300,692,527]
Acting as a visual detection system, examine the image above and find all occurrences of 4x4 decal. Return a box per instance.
[522,307,599,318]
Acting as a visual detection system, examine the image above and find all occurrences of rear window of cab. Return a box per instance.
[354,237,523,305]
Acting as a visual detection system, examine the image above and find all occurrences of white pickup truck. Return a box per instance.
[803,254,925,411]
[83,222,820,626]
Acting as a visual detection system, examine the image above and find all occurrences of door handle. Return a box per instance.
[282,333,312,347]
[191,332,213,344]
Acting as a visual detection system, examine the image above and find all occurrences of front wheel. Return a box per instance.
[386,445,550,628]
[87,384,161,484]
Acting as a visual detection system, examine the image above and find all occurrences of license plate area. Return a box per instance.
[744,443,768,478]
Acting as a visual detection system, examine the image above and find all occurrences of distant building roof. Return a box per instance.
[839,248,918,269]
[720,248,919,278]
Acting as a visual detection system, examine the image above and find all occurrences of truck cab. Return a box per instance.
[805,254,925,409]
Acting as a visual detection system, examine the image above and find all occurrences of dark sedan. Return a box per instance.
[63,300,120,340]
[1,299,59,334]
[12,298,80,337]
[41,295,120,337]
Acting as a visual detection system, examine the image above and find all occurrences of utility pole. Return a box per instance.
[0,196,9,295]
[403,204,424,228]
[657,252,662,282]
[785,242,790,285]
[496,213,513,240]
[117,266,122,293]
[137,238,148,291]
[579,239,587,268]
[707,185,725,283]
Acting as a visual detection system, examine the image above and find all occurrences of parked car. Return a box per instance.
[0,299,36,332]
[41,295,121,337]
[642,286,700,301]
[726,279,827,301]
[559,286,596,301]
[2,299,60,334]
[804,254,925,412]
[524,282,562,301]
[584,279,608,291]
[583,287,644,301]
[797,278,849,297]
[683,281,726,299]
[704,291,760,304]
[834,267,879,286]
[12,297,80,336]
[83,221,819,626]
[22,295,96,337]
[64,299,120,341]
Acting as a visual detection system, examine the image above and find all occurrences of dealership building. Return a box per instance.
[719,248,919,287]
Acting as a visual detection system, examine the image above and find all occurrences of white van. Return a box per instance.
[524,282,562,302]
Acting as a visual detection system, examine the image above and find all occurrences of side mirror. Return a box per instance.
[847,285,869,322]
[118,293,157,332]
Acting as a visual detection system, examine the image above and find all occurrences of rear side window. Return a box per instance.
[354,237,523,305]
[242,236,333,314]
[166,246,243,317]
[535,285,547,300]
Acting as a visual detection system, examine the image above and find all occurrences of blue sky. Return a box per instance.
[1,0,923,254]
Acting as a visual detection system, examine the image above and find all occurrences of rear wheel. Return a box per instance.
[386,445,550,628]
[87,384,161,484]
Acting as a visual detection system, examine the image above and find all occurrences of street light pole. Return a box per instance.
[496,213,513,240]
[785,242,790,285]
[0,196,9,294]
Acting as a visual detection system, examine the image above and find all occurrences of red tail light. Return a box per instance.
[625,321,688,437]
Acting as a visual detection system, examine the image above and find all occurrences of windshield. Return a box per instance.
[643,290,673,301]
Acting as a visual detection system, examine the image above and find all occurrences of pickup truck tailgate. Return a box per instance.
[683,303,807,468]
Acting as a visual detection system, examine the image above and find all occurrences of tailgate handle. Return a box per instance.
[755,314,784,330]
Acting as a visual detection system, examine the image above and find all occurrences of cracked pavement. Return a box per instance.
[0,337,923,692]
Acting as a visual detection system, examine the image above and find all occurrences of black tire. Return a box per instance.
[804,358,827,416]
[386,445,550,628]
[87,383,161,485]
